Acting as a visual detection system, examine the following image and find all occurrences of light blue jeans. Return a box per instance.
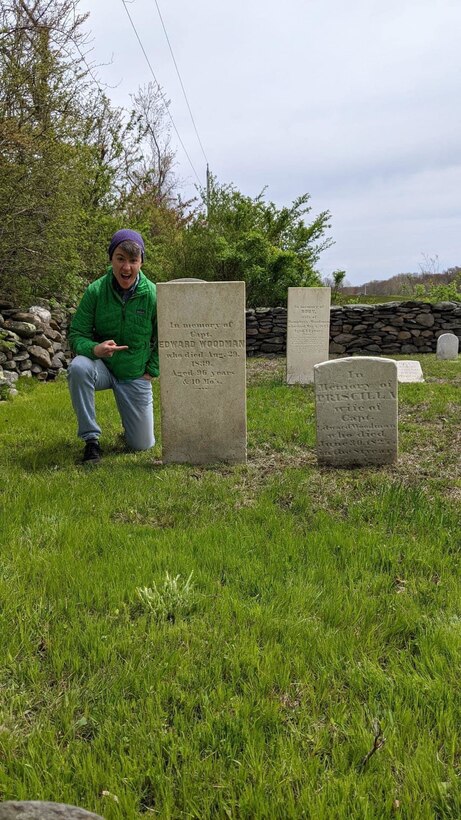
[68,356,155,450]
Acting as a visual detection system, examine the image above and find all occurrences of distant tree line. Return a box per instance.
[0,0,333,307]
[343,261,461,299]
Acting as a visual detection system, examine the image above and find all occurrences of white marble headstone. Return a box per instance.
[286,287,331,384]
[314,357,398,467]
[157,281,247,464]
[436,333,459,360]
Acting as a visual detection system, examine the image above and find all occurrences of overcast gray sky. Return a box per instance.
[79,0,461,285]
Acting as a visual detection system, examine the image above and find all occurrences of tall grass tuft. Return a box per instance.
[136,571,195,622]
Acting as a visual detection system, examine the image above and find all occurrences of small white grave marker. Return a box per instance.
[436,333,459,360]
[396,361,424,383]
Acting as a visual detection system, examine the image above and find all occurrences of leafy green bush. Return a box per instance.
[165,177,332,306]
[413,275,461,302]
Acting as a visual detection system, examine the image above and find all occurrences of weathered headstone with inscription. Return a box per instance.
[157,281,247,464]
[396,360,424,383]
[314,357,398,467]
[436,333,459,360]
[286,287,331,384]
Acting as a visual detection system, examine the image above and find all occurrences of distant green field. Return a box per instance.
[1,357,461,818]
[337,295,431,305]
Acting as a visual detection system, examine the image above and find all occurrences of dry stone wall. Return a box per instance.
[2,298,461,399]
[246,307,287,354]
[0,300,72,399]
[246,301,461,356]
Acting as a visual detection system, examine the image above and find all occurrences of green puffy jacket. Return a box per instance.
[69,269,159,381]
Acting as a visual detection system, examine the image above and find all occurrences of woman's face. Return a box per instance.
[111,247,142,289]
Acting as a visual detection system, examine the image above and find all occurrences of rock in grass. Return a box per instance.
[0,801,104,819]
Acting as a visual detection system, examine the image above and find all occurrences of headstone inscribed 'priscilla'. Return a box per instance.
[436,333,459,360]
[396,360,424,383]
[314,357,398,467]
[157,281,247,464]
[286,287,331,384]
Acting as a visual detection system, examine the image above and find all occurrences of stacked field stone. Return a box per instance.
[0,301,71,399]
[328,301,461,355]
[2,298,461,400]
[245,307,287,355]
[245,301,461,357]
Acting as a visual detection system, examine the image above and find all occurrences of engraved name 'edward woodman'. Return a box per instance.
[157,281,247,465]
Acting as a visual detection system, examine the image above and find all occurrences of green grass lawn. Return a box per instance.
[1,355,461,819]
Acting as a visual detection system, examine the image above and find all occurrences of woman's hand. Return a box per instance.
[93,340,129,358]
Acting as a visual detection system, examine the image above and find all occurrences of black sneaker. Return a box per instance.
[83,439,102,464]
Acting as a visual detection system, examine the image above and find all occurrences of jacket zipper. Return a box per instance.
[111,278,143,347]
[119,290,143,347]
[121,300,126,346]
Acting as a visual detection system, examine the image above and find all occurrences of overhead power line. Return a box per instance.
[151,0,209,166]
[121,0,203,187]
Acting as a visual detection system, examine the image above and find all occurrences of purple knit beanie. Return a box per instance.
[108,229,145,261]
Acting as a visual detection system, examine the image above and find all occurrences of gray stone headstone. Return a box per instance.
[286,287,331,384]
[396,360,424,383]
[157,281,247,464]
[314,357,398,467]
[436,333,459,360]
[0,802,103,819]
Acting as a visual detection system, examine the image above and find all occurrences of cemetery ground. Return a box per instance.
[1,355,461,819]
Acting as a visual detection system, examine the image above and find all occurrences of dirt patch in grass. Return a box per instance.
[111,509,176,528]
[233,446,318,508]
[425,375,461,384]
[398,401,461,486]
[247,356,286,384]
[154,445,318,510]
[249,443,317,472]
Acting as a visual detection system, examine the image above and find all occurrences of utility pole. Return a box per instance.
[206,163,210,219]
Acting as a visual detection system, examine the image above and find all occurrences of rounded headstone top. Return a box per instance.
[165,278,206,283]
[436,332,459,360]
[0,802,104,820]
